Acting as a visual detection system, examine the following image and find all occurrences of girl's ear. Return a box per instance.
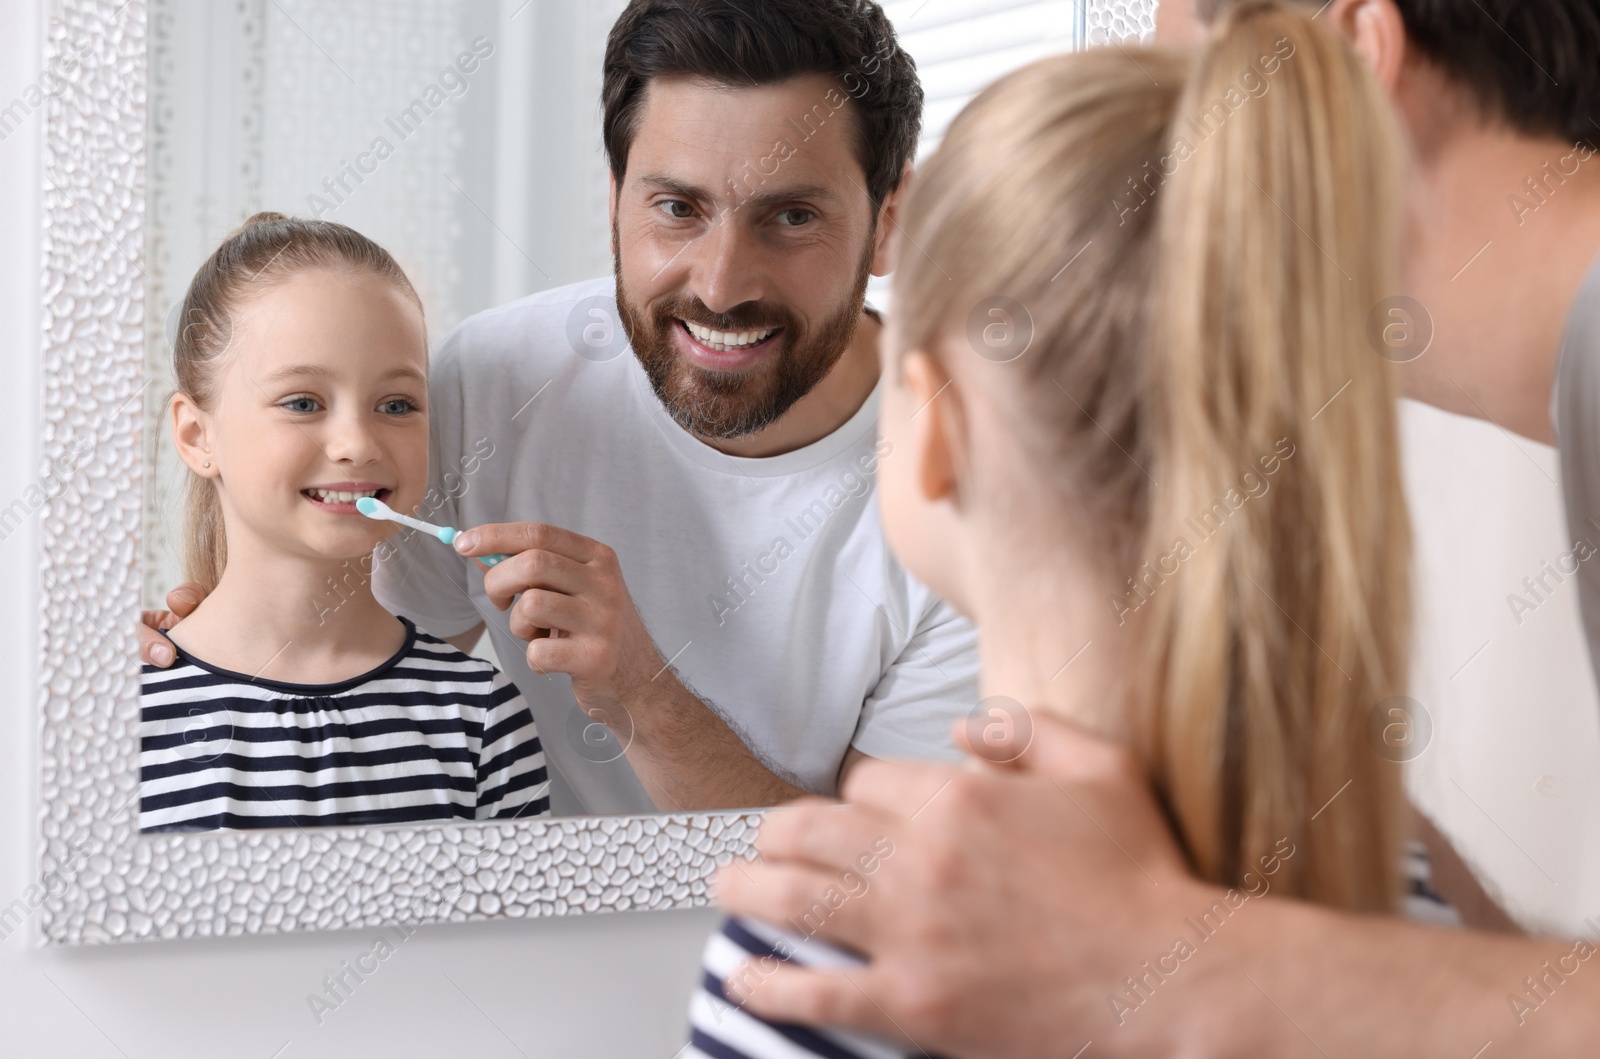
[170,392,219,478]
[900,350,966,509]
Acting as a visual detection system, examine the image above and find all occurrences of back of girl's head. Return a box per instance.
[893,0,1410,911]
[174,212,422,591]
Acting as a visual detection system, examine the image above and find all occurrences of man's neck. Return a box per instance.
[1403,121,1600,444]
[700,308,882,459]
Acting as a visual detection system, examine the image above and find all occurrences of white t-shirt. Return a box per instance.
[372,276,980,816]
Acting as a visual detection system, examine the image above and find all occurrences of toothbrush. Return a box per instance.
[356,497,510,567]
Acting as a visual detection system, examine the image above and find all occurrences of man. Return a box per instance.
[714,0,1600,1055]
[1171,0,1600,665]
[142,0,980,817]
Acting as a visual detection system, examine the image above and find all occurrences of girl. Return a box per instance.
[141,213,550,832]
[689,2,1458,1054]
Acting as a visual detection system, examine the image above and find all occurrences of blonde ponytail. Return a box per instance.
[1137,0,1411,910]
[890,0,1410,910]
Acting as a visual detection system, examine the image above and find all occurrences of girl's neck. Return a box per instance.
[167,537,405,685]
[969,545,1128,738]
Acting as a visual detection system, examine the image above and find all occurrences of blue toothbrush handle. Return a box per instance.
[438,527,510,567]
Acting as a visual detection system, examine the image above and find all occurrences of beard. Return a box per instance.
[612,217,877,440]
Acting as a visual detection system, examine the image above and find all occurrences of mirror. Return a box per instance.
[39,0,1101,944]
[136,0,1051,834]
[140,0,633,831]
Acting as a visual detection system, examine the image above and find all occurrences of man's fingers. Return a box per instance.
[713,860,877,953]
[1011,709,1146,785]
[721,962,892,1040]
[524,635,585,677]
[754,800,899,874]
[454,521,605,564]
[505,589,586,642]
[165,581,205,617]
[138,622,176,667]
[142,581,203,667]
[481,549,588,612]
[952,717,1029,772]
[838,756,966,818]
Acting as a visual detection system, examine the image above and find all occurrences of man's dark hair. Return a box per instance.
[601,0,923,209]
[1201,0,1600,145]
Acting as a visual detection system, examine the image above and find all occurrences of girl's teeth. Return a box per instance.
[309,489,379,503]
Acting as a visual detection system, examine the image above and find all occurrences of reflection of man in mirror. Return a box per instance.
[149,0,978,817]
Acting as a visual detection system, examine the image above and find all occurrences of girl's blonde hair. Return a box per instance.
[893,1,1411,911]
[172,212,422,592]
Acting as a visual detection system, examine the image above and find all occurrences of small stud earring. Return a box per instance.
[203,461,211,468]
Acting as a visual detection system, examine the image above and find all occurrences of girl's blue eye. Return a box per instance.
[281,396,320,414]
[379,398,416,416]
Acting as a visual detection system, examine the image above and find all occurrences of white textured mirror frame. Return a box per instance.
[35,0,1154,945]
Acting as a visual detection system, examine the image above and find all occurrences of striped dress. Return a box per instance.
[687,841,1460,1058]
[139,617,549,831]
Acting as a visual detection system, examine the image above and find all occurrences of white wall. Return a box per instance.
[1402,401,1600,933]
[0,5,719,1056]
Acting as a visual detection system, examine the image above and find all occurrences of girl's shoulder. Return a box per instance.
[402,622,502,677]
[391,621,523,705]
[139,618,511,701]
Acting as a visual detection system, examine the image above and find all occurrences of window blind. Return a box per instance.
[868,0,1083,309]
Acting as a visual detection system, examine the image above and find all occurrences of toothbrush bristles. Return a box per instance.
[355,496,447,538]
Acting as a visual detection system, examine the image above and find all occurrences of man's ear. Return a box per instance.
[608,170,618,230]
[1326,0,1408,94]
[170,392,219,479]
[870,162,914,278]
[901,350,966,507]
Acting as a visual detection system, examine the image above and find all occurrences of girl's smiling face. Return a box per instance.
[171,267,429,567]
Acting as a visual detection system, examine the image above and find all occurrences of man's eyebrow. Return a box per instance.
[636,173,841,210]
[261,364,427,384]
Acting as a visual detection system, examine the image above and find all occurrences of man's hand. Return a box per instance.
[453,521,808,810]
[139,582,206,667]
[711,711,1208,1059]
[453,521,671,725]
[714,712,1600,1059]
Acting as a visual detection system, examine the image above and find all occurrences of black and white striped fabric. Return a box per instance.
[140,618,549,832]
[687,840,1459,1059]
[689,916,936,1059]
[1403,840,1464,927]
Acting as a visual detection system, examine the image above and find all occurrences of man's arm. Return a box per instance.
[616,669,816,811]
[456,520,859,810]
[1187,891,1595,1058]
[712,711,1600,1059]
[629,713,878,812]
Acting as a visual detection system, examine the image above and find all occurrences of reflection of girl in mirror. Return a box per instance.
[691,2,1458,1053]
[141,213,550,832]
